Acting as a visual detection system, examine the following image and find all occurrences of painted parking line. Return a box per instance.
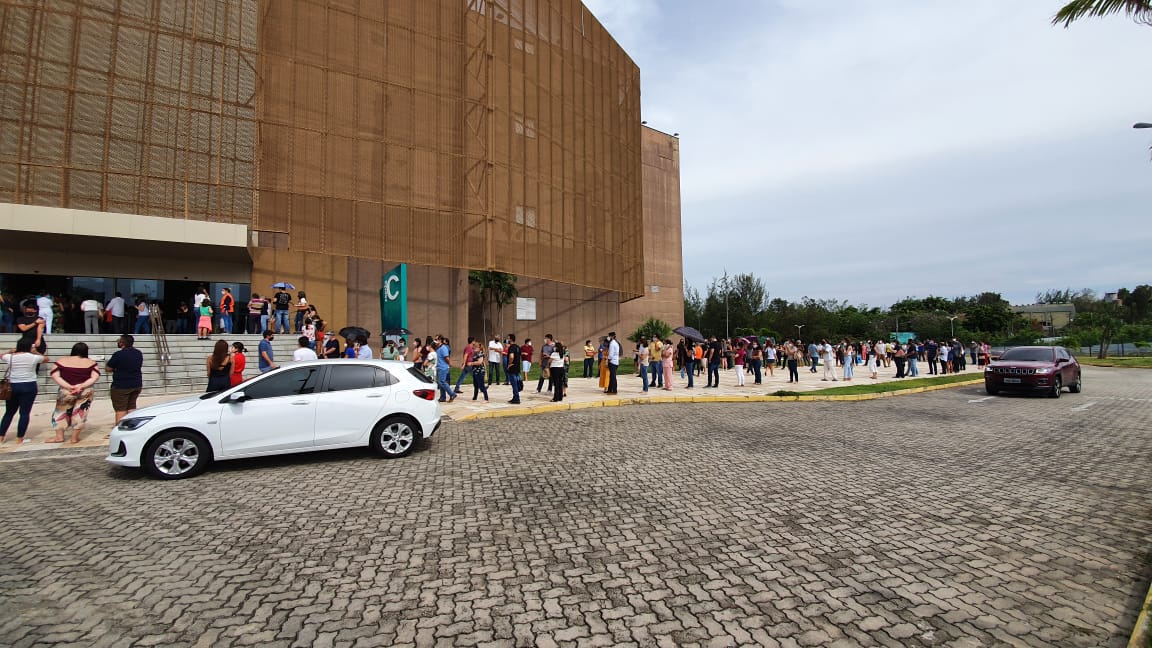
[1070,401,1097,412]
[967,396,995,403]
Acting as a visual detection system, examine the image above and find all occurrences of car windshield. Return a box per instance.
[999,348,1055,362]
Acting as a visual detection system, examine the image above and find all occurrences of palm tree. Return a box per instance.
[468,271,517,341]
[1052,0,1152,27]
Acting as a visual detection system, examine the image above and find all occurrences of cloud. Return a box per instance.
[585,0,1152,307]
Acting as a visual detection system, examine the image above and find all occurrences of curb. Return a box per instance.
[450,378,985,422]
[1130,580,1152,648]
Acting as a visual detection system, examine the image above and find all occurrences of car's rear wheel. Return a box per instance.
[985,384,999,395]
[1069,373,1082,393]
[370,416,418,458]
[143,429,212,480]
[1048,375,1062,398]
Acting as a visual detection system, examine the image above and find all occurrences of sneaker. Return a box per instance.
[508,399,520,404]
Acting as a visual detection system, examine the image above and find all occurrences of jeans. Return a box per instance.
[134,314,151,334]
[436,367,453,401]
[537,367,552,392]
[508,372,522,402]
[649,360,662,387]
[488,361,502,385]
[294,310,305,333]
[787,359,799,382]
[471,368,489,400]
[275,310,290,334]
[810,356,819,372]
[221,313,233,334]
[639,363,649,392]
[751,359,762,383]
[583,358,593,378]
[502,357,509,383]
[453,365,469,392]
[550,367,565,401]
[607,362,619,393]
[908,357,919,377]
[707,362,720,387]
[247,314,261,335]
[1,381,37,439]
[684,360,694,388]
[0,312,10,333]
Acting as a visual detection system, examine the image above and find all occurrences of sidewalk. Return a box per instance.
[0,361,981,457]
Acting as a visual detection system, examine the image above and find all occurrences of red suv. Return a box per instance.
[984,346,1081,398]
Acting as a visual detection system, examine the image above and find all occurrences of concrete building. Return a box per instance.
[1012,303,1076,333]
[0,0,681,347]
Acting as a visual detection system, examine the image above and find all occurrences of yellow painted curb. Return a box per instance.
[446,378,984,422]
[1129,580,1152,648]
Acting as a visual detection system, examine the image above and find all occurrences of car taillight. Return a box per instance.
[414,389,436,401]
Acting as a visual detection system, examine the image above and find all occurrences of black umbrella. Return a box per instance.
[383,327,412,336]
[673,326,706,343]
[338,326,371,340]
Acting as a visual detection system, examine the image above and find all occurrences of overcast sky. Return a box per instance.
[582,0,1152,308]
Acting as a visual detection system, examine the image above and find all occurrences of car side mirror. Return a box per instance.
[1055,358,1068,364]
[226,391,247,403]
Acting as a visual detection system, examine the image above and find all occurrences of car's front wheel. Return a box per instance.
[1069,373,1082,393]
[143,429,212,480]
[1048,375,1062,398]
[985,384,999,395]
[370,416,418,458]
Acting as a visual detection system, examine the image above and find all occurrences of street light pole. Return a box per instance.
[795,324,804,339]
[948,316,958,338]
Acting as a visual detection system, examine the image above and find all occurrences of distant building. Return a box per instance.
[1012,303,1076,333]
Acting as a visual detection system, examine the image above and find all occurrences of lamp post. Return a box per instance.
[795,324,804,340]
[948,316,958,338]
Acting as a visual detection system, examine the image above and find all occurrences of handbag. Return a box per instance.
[0,358,12,401]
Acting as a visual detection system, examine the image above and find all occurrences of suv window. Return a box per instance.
[327,365,398,391]
[242,367,323,400]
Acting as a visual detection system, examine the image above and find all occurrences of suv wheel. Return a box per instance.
[1069,373,1082,393]
[1048,375,1062,398]
[985,384,999,395]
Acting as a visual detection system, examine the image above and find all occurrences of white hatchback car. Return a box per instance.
[107,360,443,480]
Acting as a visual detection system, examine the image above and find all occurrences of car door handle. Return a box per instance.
[366,394,384,398]
[291,400,310,405]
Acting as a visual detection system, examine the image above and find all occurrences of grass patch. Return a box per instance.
[804,372,981,396]
[1077,356,1152,369]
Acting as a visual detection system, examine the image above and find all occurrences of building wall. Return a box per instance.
[620,127,683,338]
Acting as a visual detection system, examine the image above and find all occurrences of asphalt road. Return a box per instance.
[0,366,1149,648]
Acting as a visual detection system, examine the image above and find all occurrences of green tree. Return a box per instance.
[1074,306,1124,358]
[628,317,672,343]
[1052,0,1152,27]
[468,270,517,341]
[683,282,704,329]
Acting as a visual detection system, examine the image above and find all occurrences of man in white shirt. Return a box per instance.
[293,336,318,361]
[487,336,504,386]
[36,291,53,334]
[606,331,621,394]
[820,340,838,381]
[105,292,126,334]
[357,340,374,359]
[80,297,102,334]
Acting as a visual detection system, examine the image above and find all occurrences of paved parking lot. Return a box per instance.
[1,366,1149,648]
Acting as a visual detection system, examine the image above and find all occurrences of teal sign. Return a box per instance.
[380,264,408,333]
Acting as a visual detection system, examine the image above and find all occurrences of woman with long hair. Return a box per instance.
[230,342,247,387]
[763,340,776,377]
[206,340,232,392]
[1,337,48,444]
[196,298,213,340]
[48,342,101,443]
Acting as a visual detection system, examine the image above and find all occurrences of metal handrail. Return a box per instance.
[150,306,171,367]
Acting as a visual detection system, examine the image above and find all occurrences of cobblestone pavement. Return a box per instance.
[1,366,1149,648]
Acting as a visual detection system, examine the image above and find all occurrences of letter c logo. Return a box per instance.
[386,275,400,301]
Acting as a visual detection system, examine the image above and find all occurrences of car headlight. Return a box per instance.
[984,365,992,372]
[117,416,154,431]
[1034,367,1051,374]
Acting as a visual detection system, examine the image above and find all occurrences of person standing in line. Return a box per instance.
[486,336,504,386]
[679,340,696,389]
[36,290,54,335]
[763,341,776,378]
[866,341,879,379]
[104,292,126,334]
[907,341,920,377]
[435,337,454,403]
[636,337,650,393]
[1,338,48,445]
[196,298,213,339]
[468,339,489,402]
[784,340,800,383]
[661,338,674,390]
[704,336,721,388]
[597,337,610,390]
[925,338,939,375]
[356,335,374,359]
[548,342,565,402]
[820,340,838,381]
[133,297,151,334]
[452,337,476,395]
[47,342,100,444]
[583,340,595,378]
[80,296,102,335]
[105,333,144,431]
[731,340,745,387]
[271,288,291,334]
[505,334,523,404]
[247,293,265,335]
[206,340,233,392]
[842,340,855,381]
[323,333,342,359]
[14,300,47,355]
[293,291,308,333]
[893,343,907,378]
[257,330,278,373]
[605,332,621,395]
[807,340,820,373]
[293,336,318,362]
[648,337,663,389]
[748,342,763,384]
[536,335,557,394]
[230,342,247,386]
[219,288,235,334]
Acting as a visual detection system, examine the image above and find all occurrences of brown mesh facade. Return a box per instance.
[0,0,259,223]
[0,0,644,298]
[255,0,644,298]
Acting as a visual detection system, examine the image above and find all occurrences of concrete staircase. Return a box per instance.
[0,333,307,403]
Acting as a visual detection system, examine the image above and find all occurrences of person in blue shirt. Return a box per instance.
[257,330,277,373]
[435,337,454,402]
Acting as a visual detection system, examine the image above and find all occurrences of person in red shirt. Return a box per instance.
[452,336,475,394]
[230,342,246,386]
